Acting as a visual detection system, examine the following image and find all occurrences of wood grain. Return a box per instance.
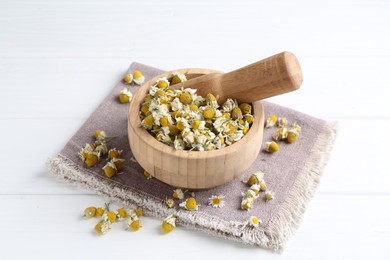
[171,52,302,104]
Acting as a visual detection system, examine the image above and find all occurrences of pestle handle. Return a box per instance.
[171,51,303,104]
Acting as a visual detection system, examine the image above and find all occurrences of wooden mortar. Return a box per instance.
[128,52,302,189]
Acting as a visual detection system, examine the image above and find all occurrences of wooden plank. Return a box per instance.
[1,57,390,119]
[0,194,388,259]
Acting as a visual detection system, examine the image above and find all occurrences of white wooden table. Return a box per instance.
[1,0,389,259]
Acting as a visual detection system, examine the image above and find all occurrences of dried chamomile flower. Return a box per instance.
[231,107,243,120]
[127,215,141,231]
[116,208,127,219]
[287,129,299,143]
[95,143,108,156]
[206,93,219,108]
[96,207,105,217]
[161,215,176,234]
[203,106,215,119]
[246,171,265,186]
[241,197,255,210]
[239,103,252,115]
[83,206,97,218]
[79,143,94,161]
[85,151,100,167]
[221,98,236,113]
[103,211,117,223]
[172,189,184,200]
[132,70,145,85]
[259,180,267,192]
[108,148,122,159]
[264,141,279,153]
[249,184,260,195]
[265,191,275,202]
[287,122,302,143]
[143,170,152,180]
[265,114,277,128]
[141,114,154,130]
[111,158,125,171]
[179,197,198,211]
[208,195,226,208]
[155,77,170,89]
[103,161,117,178]
[166,199,175,208]
[248,216,262,228]
[124,73,133,84]
[277,117,288,128]
[134,208,143,218]
[179,92,192,105]
[273,127,288,141]
[94,129,107,140]
[94,220,111,235]
[171,73,187,85]
[119,88,133,103]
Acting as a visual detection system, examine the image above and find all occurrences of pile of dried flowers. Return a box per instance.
[78,129,125,178]
[139,73,254,151]
[264,115,302,153]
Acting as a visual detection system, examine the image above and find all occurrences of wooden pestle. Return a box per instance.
[171,51,303,104]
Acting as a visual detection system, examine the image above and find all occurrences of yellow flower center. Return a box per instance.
[212,198,221,205]
[157,80,168,89]
[161,221,175,233]
[186,197,197,210]
[106,211,117,223]
[172,192,179,199]
[179,92,192,105]
[133,70,143,79]
[130,220,141,231]
[251,217,259,225]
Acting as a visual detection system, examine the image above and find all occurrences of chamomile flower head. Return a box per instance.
[239,103,252,115]
[95,143,108,156]
[265,191,275,202]
[143,170,152,179]
[94,220,111,235]
[273,127,288,141]
[123,73,133,84]
[116,208,127,219]
[246,171,265,186]
[103,211,117,223]
[95,207,105,217]
[107,148,122,159]
[241,197,255,210]
[166,199,175,208]
[277,117,288,128]
[155,77,170,89]
[172,189,184,200]
[93,130,107,140]
[103,161,117,178]
[171,73,187,85]
[85,151,100,167]
[264,141,279,153]
[208,195,226,208]
[132,70,144,85]
[248,216,262,227]
[161,215,176,234]
[179,197,198,211]
[221,98,236,113]
[83,206,97,218]
[119,88,133,103]
[249,184,261,195]
[265,114,277,128]
[127,216,141,231]
[79,143,94,161]
[111,158,125,172]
